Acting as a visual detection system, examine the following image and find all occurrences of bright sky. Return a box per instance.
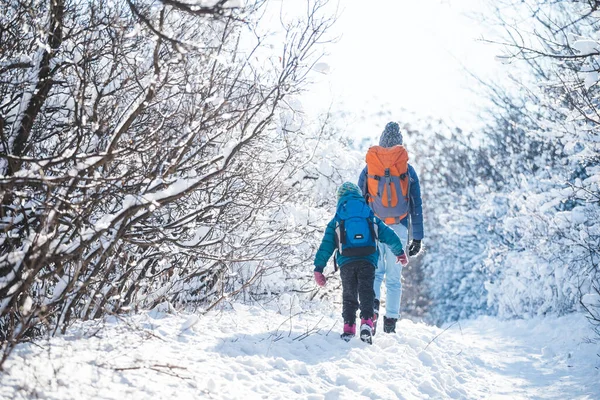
[303,0,503,137]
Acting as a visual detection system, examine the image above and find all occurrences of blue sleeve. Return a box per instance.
[358,166,368,196]
[408,165,424,240]
[375,217,405,256]
[313,219,337,272]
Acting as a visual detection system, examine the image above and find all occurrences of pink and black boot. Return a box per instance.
[340,322,356,342]
[360,318,374,344]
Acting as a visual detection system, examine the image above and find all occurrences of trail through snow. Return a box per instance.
[1,301,598,399]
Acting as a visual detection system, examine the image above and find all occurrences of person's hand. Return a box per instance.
[408,239,422,257]
[314,271,327,287]
[396,253,409,266]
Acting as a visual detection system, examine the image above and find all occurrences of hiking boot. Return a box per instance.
[340,322,356,342]
[372,299,380,336]
[360,318,373,345]
[383,316,397,334]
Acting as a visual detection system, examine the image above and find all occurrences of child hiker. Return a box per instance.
[313,182,408,344]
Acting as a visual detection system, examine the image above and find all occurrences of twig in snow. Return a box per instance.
[423,321,459,352]
[108,312,168,343]
[107,363,191,380]
[293,316,323,341]
[272,311,302,339]
[326,320,337,337]
[455,321,464,356]
[288,298,294,338]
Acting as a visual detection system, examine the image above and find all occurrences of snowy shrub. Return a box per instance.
[481,0,600,330]
[419,108,599,325]
[418,1,600,338]
[0,0,337,363]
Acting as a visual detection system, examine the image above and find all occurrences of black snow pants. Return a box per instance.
[339,260,376,324]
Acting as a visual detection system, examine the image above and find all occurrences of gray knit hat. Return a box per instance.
[379,122,403,147]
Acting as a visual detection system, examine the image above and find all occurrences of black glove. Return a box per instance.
[408,239,422,257]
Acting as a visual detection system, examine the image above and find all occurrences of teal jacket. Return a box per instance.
[313,192,405,273]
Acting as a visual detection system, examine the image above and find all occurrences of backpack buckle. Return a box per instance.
[384,168,390,177]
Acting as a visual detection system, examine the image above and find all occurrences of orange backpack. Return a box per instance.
[365,145,410,224]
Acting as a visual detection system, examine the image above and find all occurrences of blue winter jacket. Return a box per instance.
[357,164,424,240]
[313,191,406,273]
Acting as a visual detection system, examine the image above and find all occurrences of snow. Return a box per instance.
[582,70,599,90]
[20,296,33,315]
[48,275,70,303]
[312,62,331,75]
[582,293,600,308]
[1,302,598,399]
[572,39,600,55]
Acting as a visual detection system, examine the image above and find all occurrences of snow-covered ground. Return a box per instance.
[1,299,598,399]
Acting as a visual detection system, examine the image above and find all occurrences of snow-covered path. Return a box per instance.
[450,316,597,399]
[1,301,598,399]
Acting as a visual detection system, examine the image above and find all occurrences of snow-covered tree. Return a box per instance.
[0,0,336,363]
[419,0,599,335]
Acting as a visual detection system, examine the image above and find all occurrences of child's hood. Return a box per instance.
[337,191,366,206]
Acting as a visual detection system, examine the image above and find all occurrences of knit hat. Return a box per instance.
[336,182,361,200]
[379,122,403,148]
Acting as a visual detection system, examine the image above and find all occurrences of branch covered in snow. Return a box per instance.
[0,0,337,366]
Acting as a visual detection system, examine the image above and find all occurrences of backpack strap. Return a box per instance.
[334,219,343,254]
[370,216,378,240]
[365,174,379,203]
[338,220,346,245]
[382,168,411,225]
[333,220,340,273]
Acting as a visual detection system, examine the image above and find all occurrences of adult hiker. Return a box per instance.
[358,121,424,334]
